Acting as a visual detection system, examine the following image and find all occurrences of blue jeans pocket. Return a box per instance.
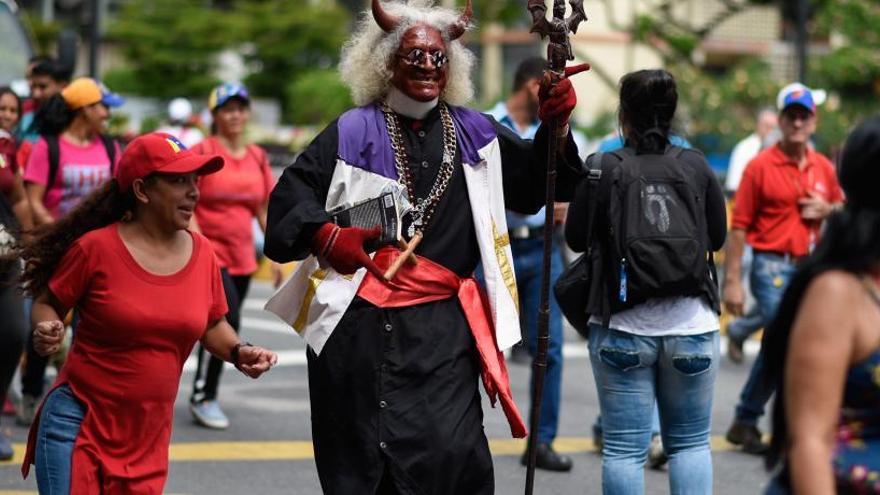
[667,333,718,377]
[599,347,643,372]
[671,354,712,375]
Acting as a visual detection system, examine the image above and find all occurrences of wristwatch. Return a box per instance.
[230,342,253,370]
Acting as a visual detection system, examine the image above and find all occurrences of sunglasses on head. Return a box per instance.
[397,48,448,68]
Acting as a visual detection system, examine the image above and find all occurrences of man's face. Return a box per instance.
[390,25,448,102]
[779,105,816,146]
[29,75,64,105]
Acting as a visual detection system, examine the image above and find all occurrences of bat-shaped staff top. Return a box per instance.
[528,0,587,72]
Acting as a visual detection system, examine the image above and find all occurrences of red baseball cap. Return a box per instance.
[116,133,224,192]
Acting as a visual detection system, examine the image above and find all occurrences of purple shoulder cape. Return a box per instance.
[336,102,497,180]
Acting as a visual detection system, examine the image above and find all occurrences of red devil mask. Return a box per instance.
[373,0,472,102]
[390,25,448,102]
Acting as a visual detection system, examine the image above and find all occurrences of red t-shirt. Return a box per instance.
[192,137,274,276]
[22,224,227,493]
[732,144,844,256]
[0,132,19,199]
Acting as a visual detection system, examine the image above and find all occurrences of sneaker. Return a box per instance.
[728,336,744,364]
[726,421,768,455]
[647,434,668,470]
[15,394,38,427]
[190,400,229,430]
[520,443,573,472]
[0,430,13,461]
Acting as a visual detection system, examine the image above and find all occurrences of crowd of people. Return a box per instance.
[0,0,877,494]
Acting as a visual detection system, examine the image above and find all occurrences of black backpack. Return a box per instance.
[44,133,117,192]
[600,146,715,315]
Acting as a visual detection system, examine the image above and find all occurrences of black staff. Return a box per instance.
[525,1,587,493]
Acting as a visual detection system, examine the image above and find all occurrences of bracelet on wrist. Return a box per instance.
[230,342,253,370]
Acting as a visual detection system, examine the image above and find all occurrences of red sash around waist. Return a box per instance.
[358,247,528,439]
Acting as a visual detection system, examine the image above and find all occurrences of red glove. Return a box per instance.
[311,223,384,278]
[539,63,590,127]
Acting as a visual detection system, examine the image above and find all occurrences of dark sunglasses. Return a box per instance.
[397,48,448,68]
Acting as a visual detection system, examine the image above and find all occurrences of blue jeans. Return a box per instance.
[734,252,796,425]
[589,325,719,495]
[35,385,85,495]
[512,237,564,445]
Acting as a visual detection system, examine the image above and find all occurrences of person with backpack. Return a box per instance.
[565,69,727,494]
[187,82,282,429]
[18,77,122,426]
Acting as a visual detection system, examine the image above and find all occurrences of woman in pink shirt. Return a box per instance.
[188,83,281,429]
[24,77,122,224]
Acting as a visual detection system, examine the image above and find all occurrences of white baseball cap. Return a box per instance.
[168,98,193,122]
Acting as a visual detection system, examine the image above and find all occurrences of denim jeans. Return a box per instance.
[589,324,719,495]
[512,237,564,445]
[733,252,796,425]
[35,385,85,495]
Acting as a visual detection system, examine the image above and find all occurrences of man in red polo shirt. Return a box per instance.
[722,83,844,454]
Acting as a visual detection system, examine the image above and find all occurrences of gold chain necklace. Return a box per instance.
[380,101,457,236]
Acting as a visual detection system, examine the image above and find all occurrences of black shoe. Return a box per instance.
[726,421,768,455]
[646,434,668,470]
[509,343,531,365]
[520,443,573,472]
[728,336,744,364]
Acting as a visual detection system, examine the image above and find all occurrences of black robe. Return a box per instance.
[265,104,582,495]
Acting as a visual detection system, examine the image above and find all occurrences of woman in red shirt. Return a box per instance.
[0,87,34,230]
[20,132,277,494]
[0,86,33,461]
[188,83,281,429]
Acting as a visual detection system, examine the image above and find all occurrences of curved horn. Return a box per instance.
[372,0,401,33]
[447,0,472,41]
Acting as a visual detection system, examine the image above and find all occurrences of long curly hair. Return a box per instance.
[339,0,475,107]
[19,179,135,297]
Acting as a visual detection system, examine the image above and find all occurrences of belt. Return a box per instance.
[356,247,528,439]
[753,249,805,264]
[508,225,544,240]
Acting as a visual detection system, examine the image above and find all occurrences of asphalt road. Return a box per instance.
[0,280,773,494]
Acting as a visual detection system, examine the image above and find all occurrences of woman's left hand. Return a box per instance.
[236,345,278,379]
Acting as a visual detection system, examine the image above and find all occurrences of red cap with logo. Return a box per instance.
[116,133,224,192]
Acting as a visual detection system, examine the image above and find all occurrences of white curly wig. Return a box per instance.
[339,0,476,107]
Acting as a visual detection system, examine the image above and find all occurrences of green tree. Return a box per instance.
[596,0,880,155]
[103,0,229,98]
[810,0,880,150]
[285,69,352,125]
[231,0,350,121]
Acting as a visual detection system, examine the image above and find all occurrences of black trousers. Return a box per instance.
[0,272,26,404]
[191,268,251,403]
[308,297,494,495]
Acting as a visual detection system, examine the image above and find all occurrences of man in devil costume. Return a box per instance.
[264,1,587,493]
